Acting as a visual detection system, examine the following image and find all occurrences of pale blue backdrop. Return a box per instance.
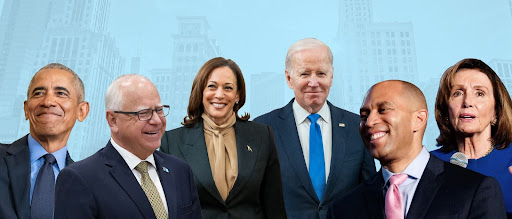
[1,0,511,168]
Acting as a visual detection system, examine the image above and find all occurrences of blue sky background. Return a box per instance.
[1,0,511,164]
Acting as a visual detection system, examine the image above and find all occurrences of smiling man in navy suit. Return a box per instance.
[0,63,89,219]
[54,74,201,219]
[328,80,506,218]
[254,38,376,219]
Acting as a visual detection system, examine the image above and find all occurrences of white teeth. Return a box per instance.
[370,132,386,140]
[212,103,226,108]
[145,131,158,135]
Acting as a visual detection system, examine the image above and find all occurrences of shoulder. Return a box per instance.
[3,135,29,156]
[236,119,269,131]
[328,102,360,122]
[429,147,453,162]
[253,107,284,124]
[62,149,105,174]
[154,150,192,175]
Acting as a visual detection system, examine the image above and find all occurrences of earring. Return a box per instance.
[491,118,498,126]
[235,101,239,105]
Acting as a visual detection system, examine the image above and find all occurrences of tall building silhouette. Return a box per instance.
[1,0,124,159]
[165,16,221,129]
[489,59,512,91]
[0,0,53,142]
[333,0,419,113]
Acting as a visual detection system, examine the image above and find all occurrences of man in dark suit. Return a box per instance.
[54,74,201,219]
[254,38,376,218]
[0,63,89,219]
[328,80,506,218]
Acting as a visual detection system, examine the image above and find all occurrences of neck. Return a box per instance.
[31,133,69,153]
[457,132,493,159]
[382,144,423,173]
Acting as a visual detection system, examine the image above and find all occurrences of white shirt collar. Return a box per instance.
[382,146,430,186]
[110,137,156,170]
[292,100,331,125]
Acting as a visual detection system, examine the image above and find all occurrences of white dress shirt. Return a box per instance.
[382,147,430,216]
[111,138,168,213]
[292,100,332,182]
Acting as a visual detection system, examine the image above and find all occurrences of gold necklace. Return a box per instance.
[482,144,494,157]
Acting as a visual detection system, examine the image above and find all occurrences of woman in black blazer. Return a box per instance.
[160,57,286,218]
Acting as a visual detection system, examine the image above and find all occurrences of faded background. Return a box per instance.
[1,0,511,165]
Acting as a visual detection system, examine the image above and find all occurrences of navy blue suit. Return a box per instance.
[254,100,376,219]
[0,135,73,219]
[54,142,201,219]
[328,155,507,219]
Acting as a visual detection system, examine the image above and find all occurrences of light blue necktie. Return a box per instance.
[308,114,325,201]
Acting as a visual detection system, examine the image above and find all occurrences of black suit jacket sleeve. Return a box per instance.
[468,176,506,219]
[261,126,287,218]
[55,166,97,219]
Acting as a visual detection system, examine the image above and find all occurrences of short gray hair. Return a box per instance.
[28,63,85,102]
[105,74,151,111]
[285,38,333,72]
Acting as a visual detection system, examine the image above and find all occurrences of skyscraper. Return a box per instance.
[166,16,221,129]
[333,0,419,113]
[3,0,124,159]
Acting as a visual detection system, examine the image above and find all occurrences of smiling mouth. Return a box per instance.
[143,130,159,135]
[369,132,387,141]
[212,103,227,109]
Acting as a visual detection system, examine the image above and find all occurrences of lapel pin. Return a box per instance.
[247,145,253,152]
[339,123,345,127]
[162,167,169,173]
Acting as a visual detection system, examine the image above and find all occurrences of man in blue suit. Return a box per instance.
[54,74,201,219]
[0,63,89,219]
[254,38,376,218]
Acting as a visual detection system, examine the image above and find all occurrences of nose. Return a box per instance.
[308,75,319,87]
[148,110,163,125]
[41,93,56,107]
[214,88,224,99]
[462,94,473,108]
[364,111,379,128]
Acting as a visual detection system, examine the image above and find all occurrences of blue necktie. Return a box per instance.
[308,114,325,200]
[31,154,56,219]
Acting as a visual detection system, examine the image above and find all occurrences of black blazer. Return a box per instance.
[253,100,376,219]
[0,135,73,219]
[54,141,202,219]
[160,119,287,218]
[327,154,507,219]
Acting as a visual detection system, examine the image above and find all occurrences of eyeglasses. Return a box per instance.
[114,105,170,121]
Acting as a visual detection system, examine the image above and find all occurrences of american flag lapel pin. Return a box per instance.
[162,167,169,173]
[339,123,345,127]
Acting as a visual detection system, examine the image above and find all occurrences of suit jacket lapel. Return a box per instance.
[406,154,444,219]
[277,100,318,202]
[154,152,177,218]
[226,121,257,202]
[180,121,225,204]
[364,172,385,218]
[103,142,156,219]
[322,102,348,203]
[65,151,73,165]
[4,135,31,219]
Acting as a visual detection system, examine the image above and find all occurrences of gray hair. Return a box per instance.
[105,74,152,111]
[285,38,334,72]
[28,63,85,102]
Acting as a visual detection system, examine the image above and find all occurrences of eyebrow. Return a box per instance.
[55,86,70,94]
[208,81,234,85]
[360,101,394,113]
[31,86,46,94]
[451,84,490,90]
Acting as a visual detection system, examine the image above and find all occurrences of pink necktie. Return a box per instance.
[385,173,408,219]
